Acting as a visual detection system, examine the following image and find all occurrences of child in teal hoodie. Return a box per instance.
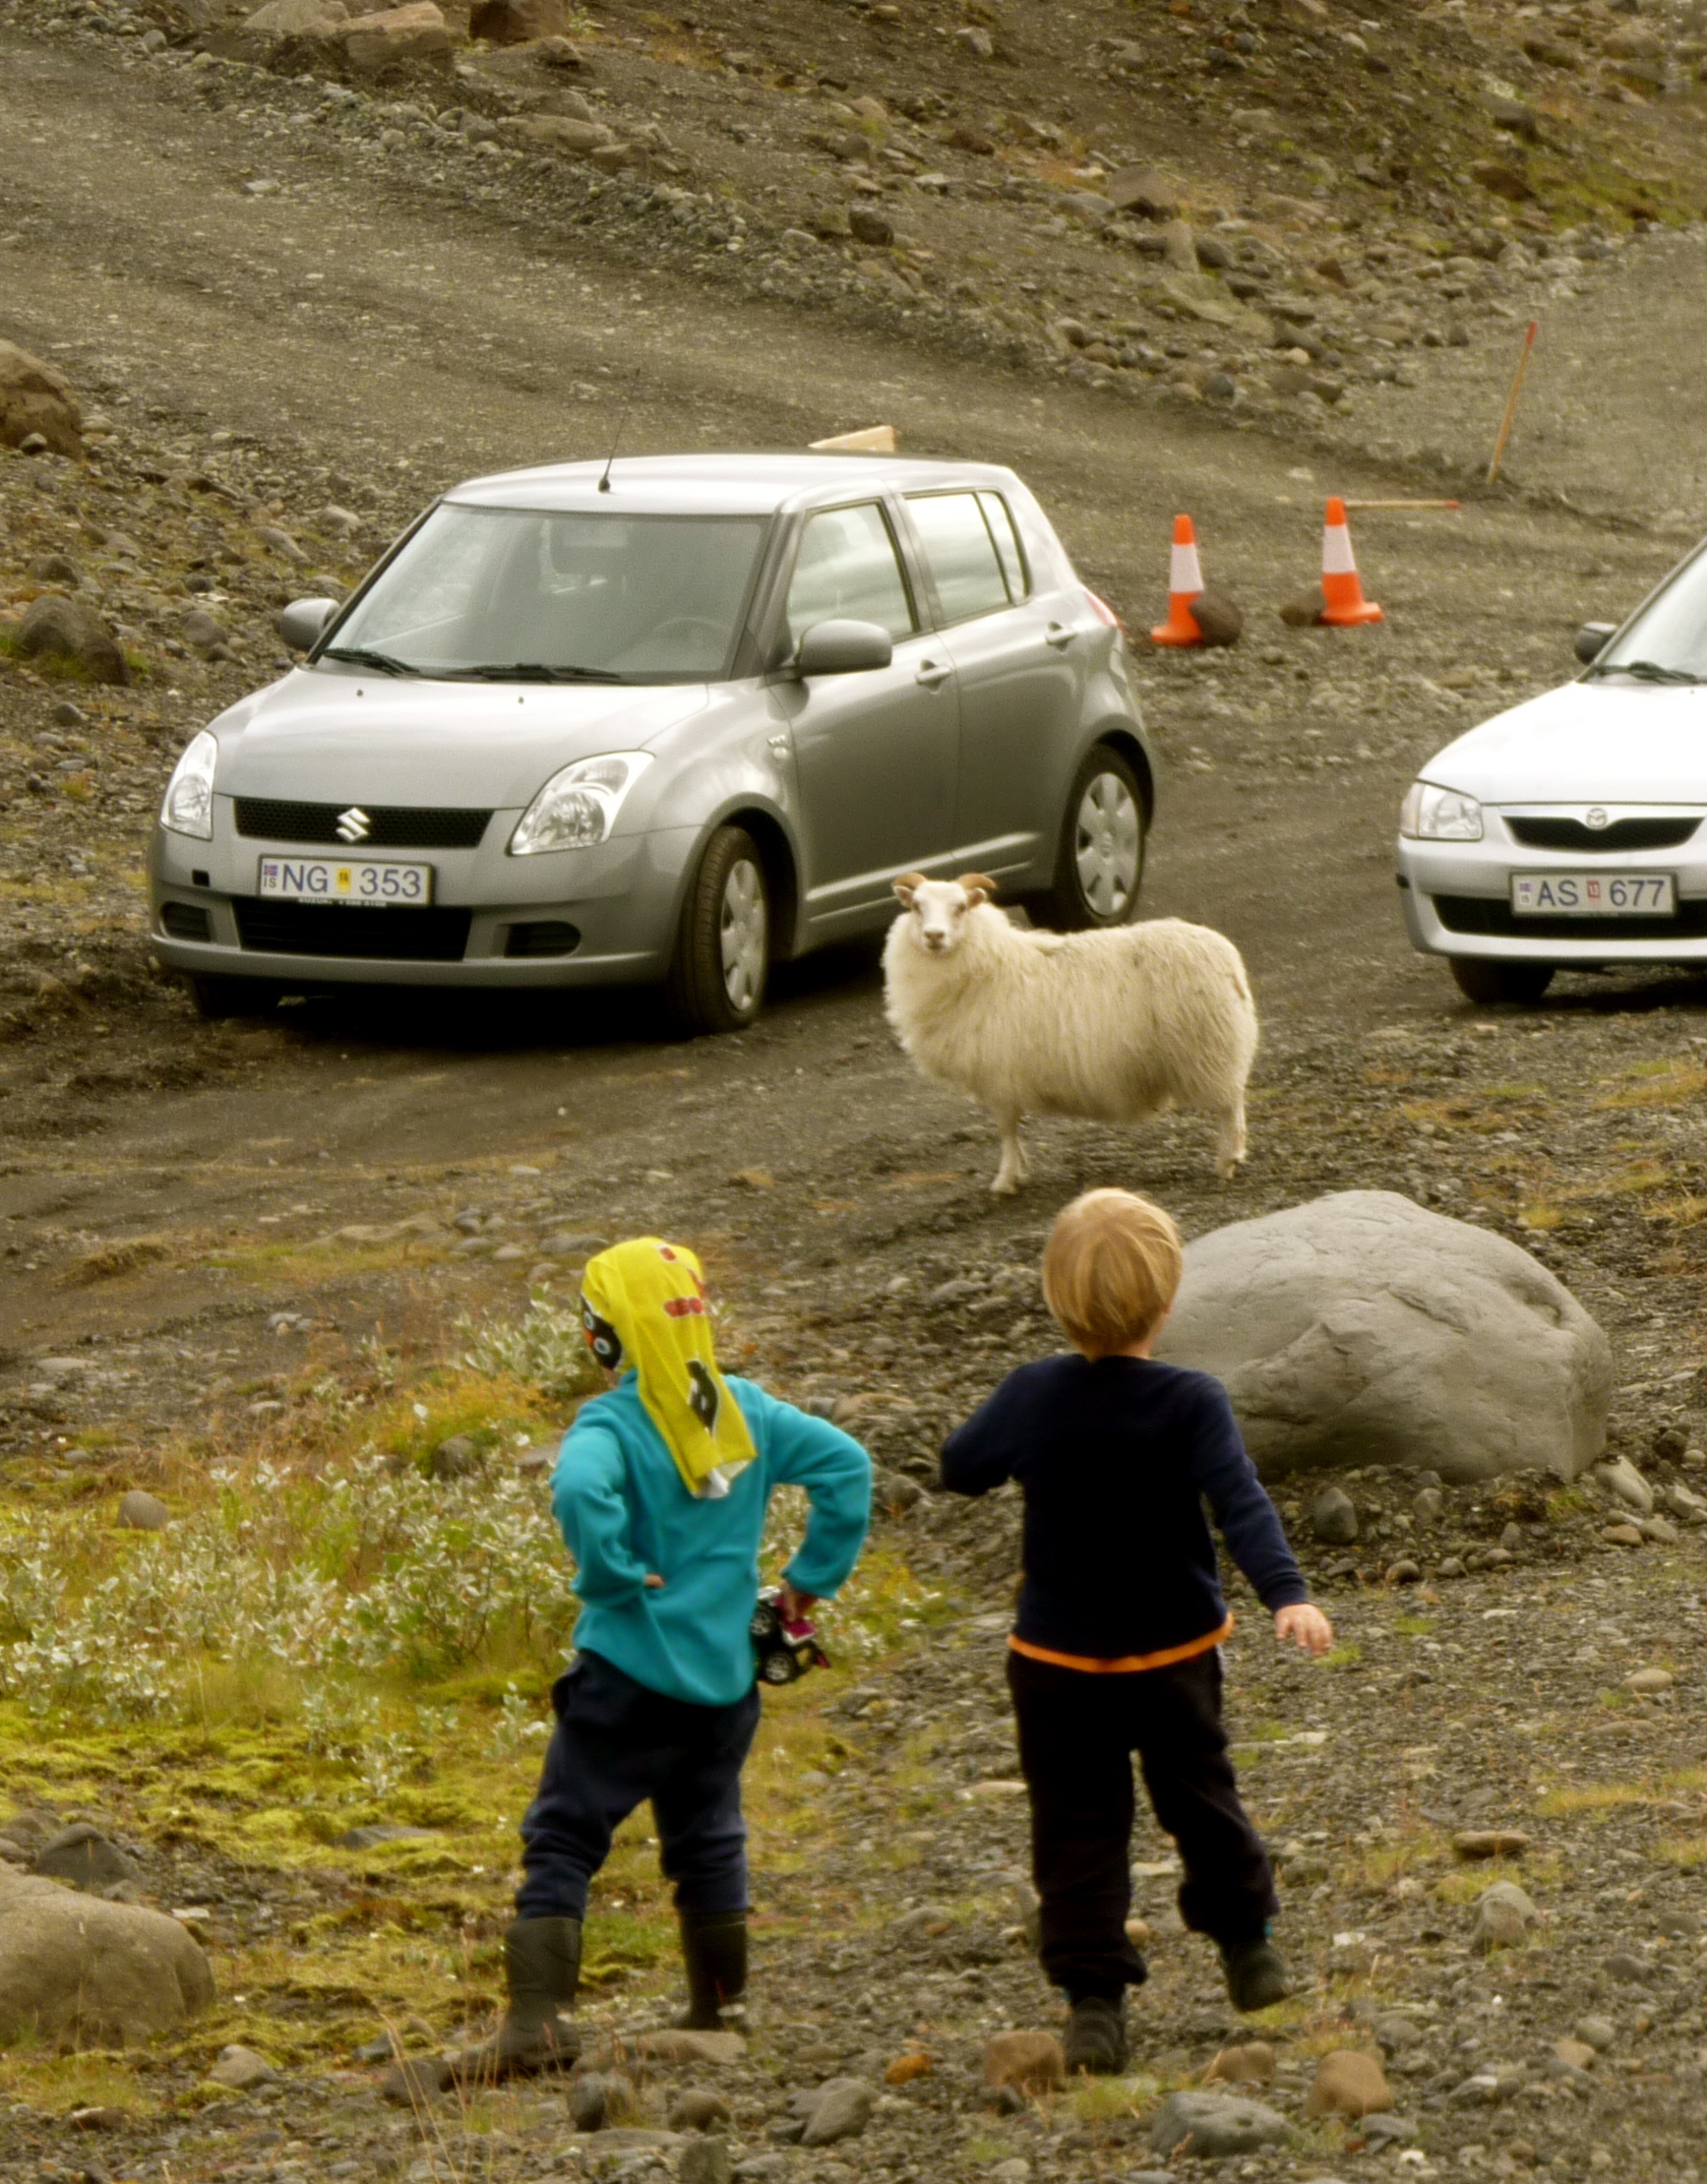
[460,1238,871,2081]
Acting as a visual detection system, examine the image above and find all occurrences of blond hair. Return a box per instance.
[1042,1188,1184,1358]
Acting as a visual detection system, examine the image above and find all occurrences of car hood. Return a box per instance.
[213,671,713,807]
[1422,678,1707,805]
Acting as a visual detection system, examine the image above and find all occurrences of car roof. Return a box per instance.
[444,451,1025,516]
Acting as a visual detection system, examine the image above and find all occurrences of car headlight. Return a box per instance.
[508,753,653,856]
[1400,780,1483,841]
[160,729,219,840]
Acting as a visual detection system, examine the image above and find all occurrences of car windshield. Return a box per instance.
[322,505,769,683]
[1591,548,1707,683]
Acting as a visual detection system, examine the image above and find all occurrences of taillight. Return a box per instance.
[1086,588,1127,638]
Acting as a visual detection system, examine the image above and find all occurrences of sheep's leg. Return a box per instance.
[1214,1098,1249,1183]
[991,1113,1030,1196]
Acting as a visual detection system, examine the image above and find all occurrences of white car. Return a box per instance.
[1398,561,1707,1004]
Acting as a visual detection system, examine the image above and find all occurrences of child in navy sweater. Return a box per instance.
[941,1188,1332,2074]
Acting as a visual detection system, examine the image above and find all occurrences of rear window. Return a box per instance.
[978,492,1029,600]
[905,492,1013,624]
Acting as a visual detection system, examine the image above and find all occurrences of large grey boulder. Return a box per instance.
[1150,2089,1291,2157]
[1155,1191,1611,1483]
[0,1872,214,2046]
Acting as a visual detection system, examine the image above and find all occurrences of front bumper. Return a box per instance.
[1399,810,1707,964]
[149,812,695,989]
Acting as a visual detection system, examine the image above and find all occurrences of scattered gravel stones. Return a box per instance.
[1157,1190,1614,1482]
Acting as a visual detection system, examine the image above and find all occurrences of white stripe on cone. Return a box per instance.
[1322,523,1358,576]
[1170,540,1204,594]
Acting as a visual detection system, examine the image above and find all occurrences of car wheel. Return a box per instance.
[186,974,278,1020]
[1449,958,1555,1005]
[665,825,769,1034]
[1027,745,1145,931]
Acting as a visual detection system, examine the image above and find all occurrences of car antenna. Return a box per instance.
[597,371,641,495]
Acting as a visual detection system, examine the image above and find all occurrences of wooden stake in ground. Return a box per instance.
[1487,321,1540,487]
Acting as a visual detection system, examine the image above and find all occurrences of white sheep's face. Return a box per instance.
[891,873,995,954]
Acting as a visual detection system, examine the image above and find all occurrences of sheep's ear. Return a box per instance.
[956,873,998,905]
[893,872,927,906]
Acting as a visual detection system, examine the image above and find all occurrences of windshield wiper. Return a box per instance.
[1585,657,1704,685]
[319,645,421,677]
[440,662,627,685]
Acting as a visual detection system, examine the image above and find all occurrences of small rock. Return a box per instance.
[1596,1454,1653,1514]
[1605,1949,1653,1984]
[631,2029,747,2065]
[873,1468,923,1515]
[0,339,84,457]
[469,0,566,37]
[51,700,88,728]
[1473,1879,1537,1952]
[1304,2049,1392,2118]
[1311,1486,1359,1545]
[799,2078,875,2147]
[1362,2114,1420,2150]
[1625,1667,1676,1695]
[1279,585,1328,629]
[340,0,449,70]
[1203,2039,1274,2087]
[32,1826,141,1894]
[1149,2090,1290,2158]
[953,23,993,56]
[679,2140,734,2184]
[17,596,130,686]
[1158,218,1198,274]
[1453,1830,1531,1860]
[1188,586,1244,646]
[255,526,308,564]
[573,2071,636,2132]
[983,2031,1065,2094]
[380,2057,453,2103]
[182,608,228,652]
[429,1434,483,1480]
[1555,2036,1597,2072]
[1385,1558,1422,1585]
[337,1824,437,1850]
[33,553,86,588]
[884,2050,932,2086]
[848,205,894,247]
[668,2088,731,2130]
[1574,2016,1616,2051]
[116,1490,169,1532]
[1105,163,1180,218]
[208,2044,277,2092]
[1413,1486,1444,1523]
[544,1231,608,1256]
[1602,1523,1644,1547]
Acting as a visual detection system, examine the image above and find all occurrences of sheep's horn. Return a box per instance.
[956,873,998,899]
[893,872,928,901]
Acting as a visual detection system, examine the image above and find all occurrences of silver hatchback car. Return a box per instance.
[151,453,1154,1030]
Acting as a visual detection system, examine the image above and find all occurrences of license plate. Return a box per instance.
[258,856,433,905]
[1510,872,1675,917]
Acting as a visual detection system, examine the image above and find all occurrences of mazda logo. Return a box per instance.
[1583,808,1611,830]
[335,807,372,843]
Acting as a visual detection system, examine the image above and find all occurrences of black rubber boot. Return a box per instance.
[678,1910,749,2032]
[1219,1936,1289,2013]
[453,1916,582,2083]
[1064,1993,1128,2075]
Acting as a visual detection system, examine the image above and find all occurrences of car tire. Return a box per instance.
[1026,744,1146,932]
[186,974,278,1020]
[665,825,769,1035]
[1448,958,1555,1005]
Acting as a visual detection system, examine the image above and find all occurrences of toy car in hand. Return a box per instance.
[751,1587,829,1685]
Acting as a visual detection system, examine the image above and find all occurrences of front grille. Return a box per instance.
[1505,816,1701,853]
[233,899,473,961]
[159,902,213,941]
[505,921,581,959]
[233,799,493,849]
[1433,894,1707,943]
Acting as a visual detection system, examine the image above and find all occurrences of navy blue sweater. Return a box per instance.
[940,1355,1308,1662]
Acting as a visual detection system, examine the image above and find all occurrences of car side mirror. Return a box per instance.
[1574,621,1616,666]
[278,597,339,652]
[794,619,893,676]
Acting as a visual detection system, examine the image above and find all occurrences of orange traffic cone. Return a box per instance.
[1150,514,1207,646]
[1318,497,1383,626]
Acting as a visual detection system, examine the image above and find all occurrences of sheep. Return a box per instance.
[883,873,1258,1196]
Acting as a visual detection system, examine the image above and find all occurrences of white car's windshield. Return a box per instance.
[1590,551,1707,684]
[322,505,768,684]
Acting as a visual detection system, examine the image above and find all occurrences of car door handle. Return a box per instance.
[916,659,952,689]
[1045,622,1076,649]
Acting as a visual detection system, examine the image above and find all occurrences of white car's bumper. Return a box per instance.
[1398,806,1707,964]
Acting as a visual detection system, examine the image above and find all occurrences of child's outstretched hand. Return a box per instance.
[1274,1603,1333,1656]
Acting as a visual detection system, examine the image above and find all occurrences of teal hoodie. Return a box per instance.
[551,1371,873,1707]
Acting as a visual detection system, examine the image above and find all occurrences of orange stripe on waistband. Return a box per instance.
[1006,1616,1235,1674]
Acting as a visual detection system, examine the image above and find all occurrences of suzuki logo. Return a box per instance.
[335,807,372,843]
[1584,807,1611,830]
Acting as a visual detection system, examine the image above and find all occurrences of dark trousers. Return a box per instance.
[1007,1646,1278,2001]
[516,1650,762,1922]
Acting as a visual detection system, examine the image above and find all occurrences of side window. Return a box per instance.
[906,492,1011,624]
[977,491,1029,601]
[785,502,917,647]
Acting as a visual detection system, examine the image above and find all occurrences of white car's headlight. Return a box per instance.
[1400,780,1483,841]
[509,753,653,856]
[160,729,219,840]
